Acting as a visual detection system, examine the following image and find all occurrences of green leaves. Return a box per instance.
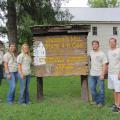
[88,0,119,7]
[0,0,71,45]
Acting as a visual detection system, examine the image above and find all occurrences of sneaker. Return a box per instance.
[90,101,97,105]
[97,103,104,108]
[18,102,26,105]
[8,102,13,105]
[109,104,116,109]
[112,106,120,113]
[21,103,27,106]
[26,101,31,105]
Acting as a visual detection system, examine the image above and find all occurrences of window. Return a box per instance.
[92,26,97,35]
[113,27,118,35]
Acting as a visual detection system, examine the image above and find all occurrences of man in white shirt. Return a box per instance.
[89,40,108,107]
[108,37,120,112]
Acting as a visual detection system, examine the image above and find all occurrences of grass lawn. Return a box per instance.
[0,76,119,120]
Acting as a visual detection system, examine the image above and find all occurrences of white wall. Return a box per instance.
[87,23,120,55]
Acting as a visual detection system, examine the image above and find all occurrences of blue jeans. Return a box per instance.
[0,69,3,85]
[0,65,3,85]
[6,72,18,103]
[89,76,105,104]
[18,74,30,104]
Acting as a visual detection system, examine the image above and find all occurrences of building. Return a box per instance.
[62,7,120,53]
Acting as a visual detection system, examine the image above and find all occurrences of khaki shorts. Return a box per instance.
[108,74,120,92]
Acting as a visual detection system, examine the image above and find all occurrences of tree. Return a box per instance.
[1,0,56,44]
[0,0,71,45]
[88,0,119,7]
[7,0,17,44]
[56,9,73,24]
[16,0,56,47]
[17,0,56,24]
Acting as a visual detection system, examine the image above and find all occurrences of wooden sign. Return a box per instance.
[32,35,88,77]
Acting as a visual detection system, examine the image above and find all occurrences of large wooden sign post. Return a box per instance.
[31,25,90,101]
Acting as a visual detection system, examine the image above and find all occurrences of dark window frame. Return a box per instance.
[92,26,97,35]
[113,27,118,35]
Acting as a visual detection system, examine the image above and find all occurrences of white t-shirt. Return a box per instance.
[89,50,108,76]
[0,51,3,65]
[3,52,18,72]
[108,48,120,74]
[17,53,32,76]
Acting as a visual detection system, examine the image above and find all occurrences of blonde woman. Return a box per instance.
[17,43,32,104]
[3,43,18,104]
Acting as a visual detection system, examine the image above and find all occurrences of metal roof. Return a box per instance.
[61,7,120,23]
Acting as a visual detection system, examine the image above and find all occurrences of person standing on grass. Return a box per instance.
[0,41,4,86]
[3,43,18,104]
[89,40,108,107]
[17,43,32,104]
[0,41,4,102]
[108,37,120,112]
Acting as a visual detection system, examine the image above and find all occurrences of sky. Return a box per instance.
[62,0,88,7]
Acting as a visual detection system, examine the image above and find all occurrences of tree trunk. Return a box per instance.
[7,0,17,44]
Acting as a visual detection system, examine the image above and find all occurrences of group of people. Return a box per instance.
[0,37,120,112]
[0,42,32,105]
[89,37,120,112]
